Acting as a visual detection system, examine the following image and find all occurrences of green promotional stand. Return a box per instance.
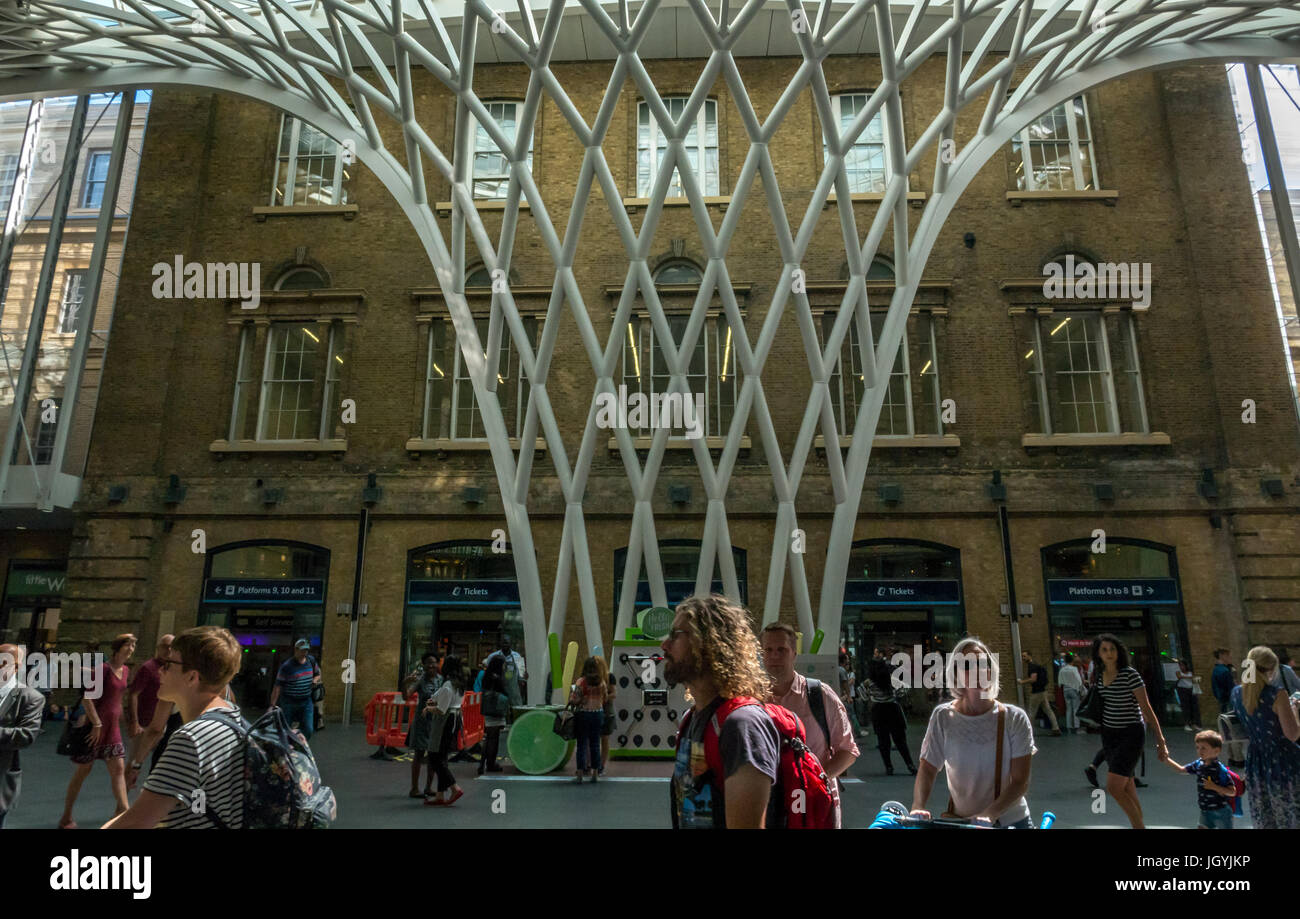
[506,706,574,774]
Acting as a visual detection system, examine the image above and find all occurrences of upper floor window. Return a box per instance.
[1011,96,1100,192]
[80,150,111,209]
[423,316,537,441]
[822,310,944,437]
[274,267,328,291]
[58,269,87,333]
[824,93,894,194]
[1019,310,1148,435]
[474,101,533,200]
[637,98,719,198]
[33,395,61,465]
[229,321,346,441]
[272,116,350,206]
[653,261,704,285]
[0,152,18,216]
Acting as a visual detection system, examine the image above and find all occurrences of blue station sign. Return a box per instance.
[844,579,962,606]
[1047,578,1180,606]
[407,580,521,606]
[204,578,325,605]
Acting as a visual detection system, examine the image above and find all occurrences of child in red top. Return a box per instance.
[569,656,610,782]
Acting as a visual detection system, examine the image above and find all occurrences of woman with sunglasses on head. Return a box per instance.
[911,636,1037,828]
[1090,632,1167,828]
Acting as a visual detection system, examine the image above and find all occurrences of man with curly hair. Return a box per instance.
[664,595,780,828]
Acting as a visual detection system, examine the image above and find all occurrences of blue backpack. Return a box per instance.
[201,707,337,829]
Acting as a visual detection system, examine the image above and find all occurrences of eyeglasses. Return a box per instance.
[667,629,689,641]
[159,657,185,672]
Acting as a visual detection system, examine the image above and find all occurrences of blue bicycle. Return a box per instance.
[869,800,1056,829]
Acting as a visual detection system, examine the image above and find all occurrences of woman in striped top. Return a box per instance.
[1091,633,1168,828]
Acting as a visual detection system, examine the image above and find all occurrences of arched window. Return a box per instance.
[465,266,493,288]
[613,539,747,608]
[867,257,894,280]
[653,261,704,285]
[273,267,327,291]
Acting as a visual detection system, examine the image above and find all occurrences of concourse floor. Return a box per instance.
[7,712,1243,829]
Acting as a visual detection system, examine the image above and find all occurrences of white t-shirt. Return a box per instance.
[919,701,1036,824]
[431,682,462,713]
[1058,665,1084,691]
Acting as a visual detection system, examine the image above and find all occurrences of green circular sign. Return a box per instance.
[639,606,674,640]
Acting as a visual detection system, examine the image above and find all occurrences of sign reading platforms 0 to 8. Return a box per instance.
[1046,578,1180,605]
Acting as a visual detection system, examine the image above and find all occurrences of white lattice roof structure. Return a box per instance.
[3,0,1298,698]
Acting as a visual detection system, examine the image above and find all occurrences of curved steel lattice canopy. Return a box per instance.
[3,0,1298,700]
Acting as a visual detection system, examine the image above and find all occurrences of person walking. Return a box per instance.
[125,633,174,790]
[1089,633,1168,829]
[1174,659,1203,732]
[404,651,444,797]
[1157,730,1236,830]
[839,651,866,738]
[866,646,917,775]
[1230,646,1300,828]
[1274,649,1300,695]
[569,656,609,782]
[1211,649,1236,716]
[664,595,780,829]
[424,656,466,807]
[910,637,1037,828]
[478,654,508,775]
[0,644,45,829]
[761,623,860,826]
[103,627,245,829]
[59,634,136,828]
[268,639,321,741]
[1018,651,1061,736]
[1058,652,1084,734]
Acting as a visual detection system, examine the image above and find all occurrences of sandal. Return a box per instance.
[409,789,425,798]
[445,788,464,806]
[424,795,446,806]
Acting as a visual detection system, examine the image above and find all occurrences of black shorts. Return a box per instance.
[1101,723,1145,777]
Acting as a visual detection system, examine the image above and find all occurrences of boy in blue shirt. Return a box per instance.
[1158,730,1237,829]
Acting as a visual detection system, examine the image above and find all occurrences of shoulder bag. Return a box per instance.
[1078,673,1105,728]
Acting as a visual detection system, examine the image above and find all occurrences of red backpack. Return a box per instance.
[1224,767,1246,817]
[677,696,836,829]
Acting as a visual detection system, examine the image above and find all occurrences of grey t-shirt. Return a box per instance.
[672,697,780,828]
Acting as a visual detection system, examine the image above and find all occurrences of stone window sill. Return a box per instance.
[1006,190,1119,206]
[1022,432,1170,449]
[815,434,960,450]
[210,438,347,454]
[434,199,532,217]
[825,191,927,207]
[621,195,732,211]
[251,205,358,221]
[405,438,546,454]
[607,435,751,451]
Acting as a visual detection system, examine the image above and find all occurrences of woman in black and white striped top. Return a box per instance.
[1090,633,1168,829]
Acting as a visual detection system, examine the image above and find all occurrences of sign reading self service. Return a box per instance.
[204,578,325,605]
[844,579,962,606]
[1047,578,1179,605]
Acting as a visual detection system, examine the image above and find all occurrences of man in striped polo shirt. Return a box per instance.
[270,639,321,740]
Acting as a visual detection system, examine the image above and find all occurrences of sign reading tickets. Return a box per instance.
[204,578,325,605]
[844,579,962,606]
[638,606,674,640]
[407,580,521,605]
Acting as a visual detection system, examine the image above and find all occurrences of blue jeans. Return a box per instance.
[281,698,314,740]
[575,710,603,772]
[1063,688,1081,730]
[1200,806,1233,829]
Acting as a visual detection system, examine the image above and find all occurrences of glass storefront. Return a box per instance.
[1042,538,1189,725]
[612,539,748,614]
[199,541,328,708]
[841,540,965,719]
[0,559,65,652]
[402,540,523,684]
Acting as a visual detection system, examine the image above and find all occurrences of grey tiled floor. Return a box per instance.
[8,714,1245,829]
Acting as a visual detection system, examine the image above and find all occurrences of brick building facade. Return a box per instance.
[32,58,1300,724]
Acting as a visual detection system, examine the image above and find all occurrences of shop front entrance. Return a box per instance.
[199,541,329,708]
[1043,539,1190,726]
[841,540,965,719]
[0,560,66,653]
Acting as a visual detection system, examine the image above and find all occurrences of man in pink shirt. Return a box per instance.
[760,622,860,827]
